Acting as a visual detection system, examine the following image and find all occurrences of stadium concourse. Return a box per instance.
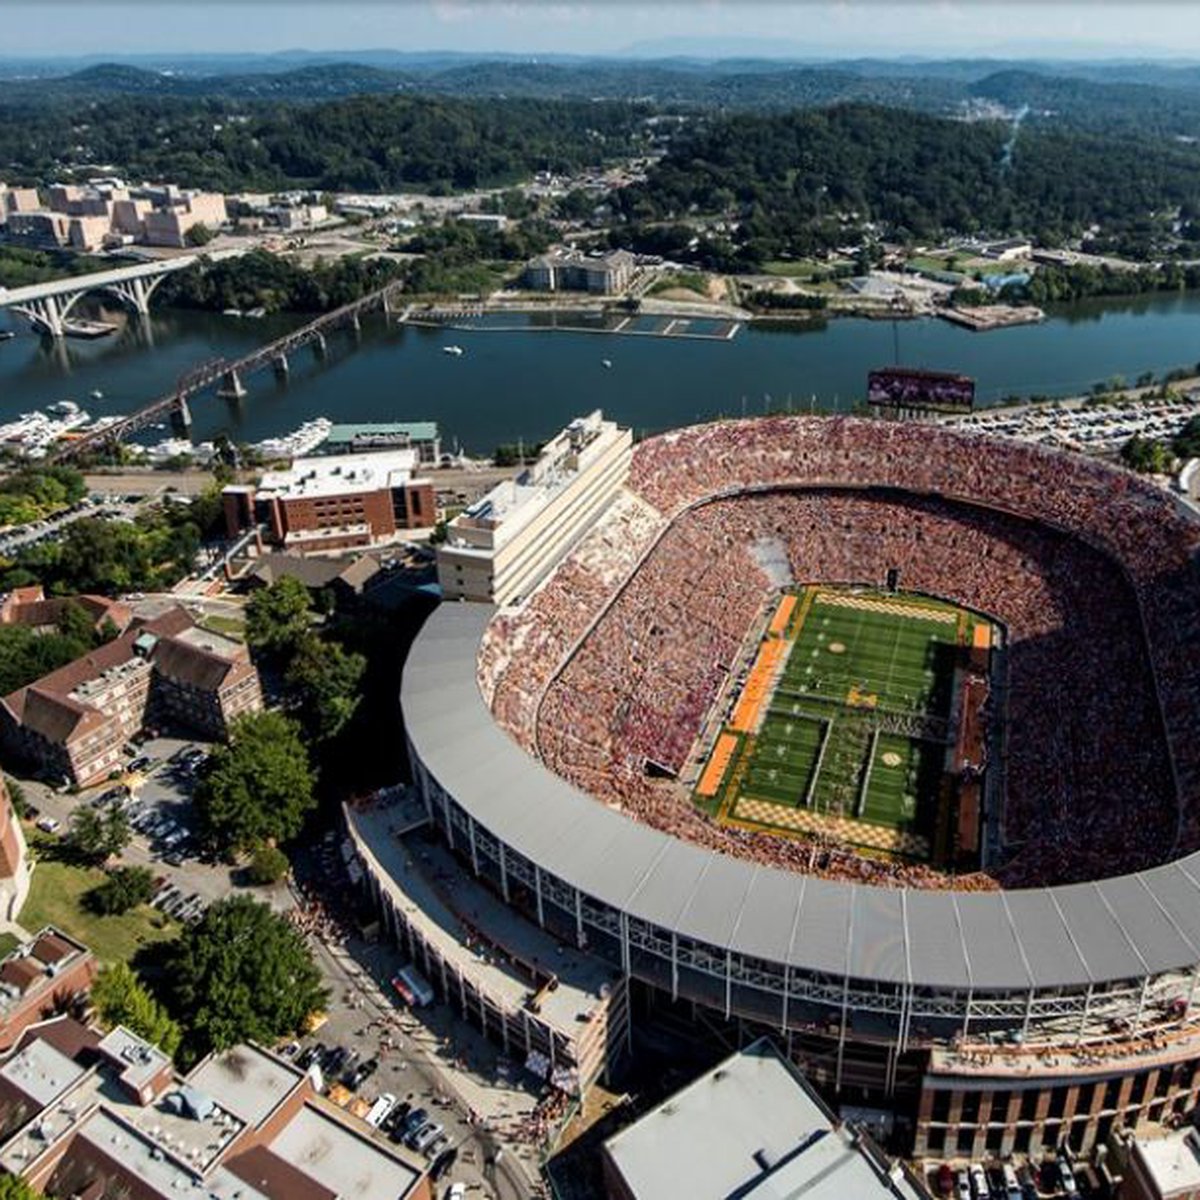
[396,415,1200,1162]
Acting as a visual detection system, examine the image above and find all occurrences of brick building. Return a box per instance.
[0,930,94,1054]
[0,587,133,638]
[223,450,436,555]
[0,608,262,787]
[0,1017,431,1199]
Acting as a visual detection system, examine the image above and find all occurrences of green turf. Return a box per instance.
[706,588,977,855]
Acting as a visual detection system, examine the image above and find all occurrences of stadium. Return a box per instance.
[396,414,1200,1161]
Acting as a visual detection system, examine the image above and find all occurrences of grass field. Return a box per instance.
[698,587,983,860]
[20,835,177,964]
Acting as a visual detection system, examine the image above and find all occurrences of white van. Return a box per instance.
[365,1093,396,1128]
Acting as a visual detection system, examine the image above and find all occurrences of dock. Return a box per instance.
[938,304,1045,332]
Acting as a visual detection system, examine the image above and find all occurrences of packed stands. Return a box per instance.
[479,417,1200,891]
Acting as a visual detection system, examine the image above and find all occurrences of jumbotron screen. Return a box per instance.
[867,367,976,413]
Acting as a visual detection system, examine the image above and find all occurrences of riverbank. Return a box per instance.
[6,291,1200,456]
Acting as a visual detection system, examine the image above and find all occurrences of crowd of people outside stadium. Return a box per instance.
[480,417,1200,891]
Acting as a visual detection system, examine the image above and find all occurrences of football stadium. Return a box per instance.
[386,414,1200,1161]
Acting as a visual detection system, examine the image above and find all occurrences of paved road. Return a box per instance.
[303,933,534,1200]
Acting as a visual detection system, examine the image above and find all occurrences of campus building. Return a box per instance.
[0,608,262,786]
[0,930,94,1053]
[436,411,632,606]
[602,1038,925,1200]
[223,450,437,554]
[0,586,133,638]
[0,1015,431,1199]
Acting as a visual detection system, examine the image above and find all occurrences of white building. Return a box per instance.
[437,411,632,606]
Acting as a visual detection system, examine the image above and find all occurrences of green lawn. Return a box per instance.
[20,854,177,964]
[197,613,246,641]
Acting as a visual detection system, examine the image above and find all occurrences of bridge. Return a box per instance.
[53,284,407,462]
[0,249,244,337]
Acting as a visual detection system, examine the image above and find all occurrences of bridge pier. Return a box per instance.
[170,396,193,437]
[312,333,327,359]
[272,354,289,379]
[218,369,247,400]
[350,312,361,335]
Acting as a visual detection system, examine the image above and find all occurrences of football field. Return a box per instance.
[696,587,980,860]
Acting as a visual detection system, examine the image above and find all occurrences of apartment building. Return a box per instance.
[0,1016,431,1200]
[437,410,632,606]
[0,781,30,924]
[0,608,262,787]
[223,450,436,555]
[523,247,636,295]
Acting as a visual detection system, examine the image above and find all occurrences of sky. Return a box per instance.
[2,1,1200,61]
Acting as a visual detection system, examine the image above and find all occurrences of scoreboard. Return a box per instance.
[867,367,976,415]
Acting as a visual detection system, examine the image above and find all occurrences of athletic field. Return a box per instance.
[696,586,985,861]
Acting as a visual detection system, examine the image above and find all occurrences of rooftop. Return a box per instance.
[603,1038,923,1200]
[347,798,619,1041]
[257,450,421,501]
[445,411,624,550]
[268,1101,423,1200]
[324,421,439,445]
[1136,1128,1200,1193]
[189,1044,301,1128]
[0,929,91,1024]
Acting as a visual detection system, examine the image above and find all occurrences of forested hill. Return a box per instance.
[0,93,652,192]
[613,104,1200,260]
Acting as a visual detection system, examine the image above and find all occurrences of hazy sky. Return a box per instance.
[2,1,1199,60]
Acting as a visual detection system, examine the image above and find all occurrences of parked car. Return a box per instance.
[366,1093,396,1129]
[446,1183,466,1200]
[408,1121,443,1153]
[35,816,60,834]
[345,1058,379,1090]
[401,1107,428,1136]
[430,1147,458,1181]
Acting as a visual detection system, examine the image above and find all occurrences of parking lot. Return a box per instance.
[926,1153,1104,1199]
[18,731,252,912]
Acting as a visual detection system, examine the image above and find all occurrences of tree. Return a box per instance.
[247,844,290,885]
[245,577,311,662]
[1120,433,1173,474]
[285,633,366,743]
[161,895,328,1059]
[194,712,316,854]
[184,221,215,247]
[66,805,131,864]
[91,962,182,1058]
[0,1175,40,1200]
[87,866,155,915]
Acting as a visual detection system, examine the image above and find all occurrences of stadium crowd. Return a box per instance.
[480,416,1200,890]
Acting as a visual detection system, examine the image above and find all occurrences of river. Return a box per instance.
[1,293,1199,455]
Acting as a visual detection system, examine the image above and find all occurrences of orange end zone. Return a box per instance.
[697,732,739,798]
[768,594,797,637]
[730,638,787,733]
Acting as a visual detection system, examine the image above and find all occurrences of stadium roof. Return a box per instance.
[402,601,1200,994]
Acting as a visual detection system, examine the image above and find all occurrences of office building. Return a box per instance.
[223,450,436,554]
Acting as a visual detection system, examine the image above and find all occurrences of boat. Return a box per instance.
[0,331,14,343]
[443,345,464,357]
[89,389,104,401]
[244,307,267,319]
[222,308,243,318]
[601,358,612,369]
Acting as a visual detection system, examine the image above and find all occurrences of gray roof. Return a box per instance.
[602,1038,923,1200]
[402,601,1200,994]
